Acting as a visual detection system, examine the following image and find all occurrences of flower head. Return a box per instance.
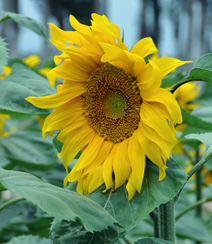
[26,14,191,200]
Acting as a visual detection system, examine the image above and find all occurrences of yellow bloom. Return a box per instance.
[0,114,10,137]
[23,55,41,68]
[0,65,12,79]
[26,14,191,200]
[174,82,200,112]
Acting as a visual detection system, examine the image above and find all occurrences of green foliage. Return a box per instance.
[3,235,53,244]
[49,158,187,243]
[0,63,54,114]
[161,71,184,88]
[185,132,212,150]
[135,238,174,244]
[0,37,9,73]
[176,215,212,242]
[0,167,118,233]
[187,53,212,85]
[0,132,58,170]
[0,11,49,40]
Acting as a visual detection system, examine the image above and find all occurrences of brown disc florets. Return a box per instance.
[84,63,142,143]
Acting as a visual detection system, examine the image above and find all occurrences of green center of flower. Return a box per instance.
[84,63,142,143]
[103,91,127,119]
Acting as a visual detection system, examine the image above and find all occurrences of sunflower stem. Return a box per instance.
[158,199,176,243]
[150,210,159,238]
[0,197,25,212]
[195,150,202,244]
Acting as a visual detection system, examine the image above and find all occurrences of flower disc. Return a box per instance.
[84,63,142,143]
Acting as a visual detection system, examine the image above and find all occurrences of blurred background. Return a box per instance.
[1,0,212,64]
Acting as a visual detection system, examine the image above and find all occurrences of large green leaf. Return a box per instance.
[0,63,55,114]
[181,108,212,133]
[192,104,212,123]
[185,132,212,150]
[0,132,58,170]
[135,238,174,244]
[0,167,118,233]
[176,215,212,242]
[185,53,212,85]
[88,158,187,236]
[0,11,49,40]
[0,37,9,73]
[3,235,53,244]
[51,158,187,243]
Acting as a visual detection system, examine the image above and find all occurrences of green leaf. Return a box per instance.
[52,132,63,153]
[192,104,212,123]
[135,237,174,244]
[171,54,212,93]
[0,37,9,73]
[161,71,184,88]
[0,63,55,114]
[3,235,53,244]
[184,53,212,85]
[0,132,58,170]
[0,155,10,168]
[53,158,187,243]
[0,11,49,40]
[185,132,212,150]
[181,108,212,137]
[50,218,119,244]
[176,215,212,242]
[89,158,187,236]
[0,168,118,233]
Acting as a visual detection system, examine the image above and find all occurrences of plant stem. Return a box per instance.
[170,77,205,94]
[122,236,133,244]
[0,197,25,212]
[195,150,202,244]
[158,199,176,243]
[175,196,212,221]
[150,210,159,238]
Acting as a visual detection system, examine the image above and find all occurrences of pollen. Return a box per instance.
[84,63,142,143]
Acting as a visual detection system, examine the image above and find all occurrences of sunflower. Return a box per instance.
[26,14,191,200]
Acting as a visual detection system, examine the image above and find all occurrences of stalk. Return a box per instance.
[158,199,176,243]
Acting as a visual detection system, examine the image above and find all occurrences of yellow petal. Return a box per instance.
[113,139,131,189]
[100,43,145,77]
[92,13,121,40]
[38,67,51,76]
[128,130,146,193]
[131,37,158,58]
[87,165,104,193]
[144,88,182,123]
[126,173,137,201]
[140,102,177,144]
[57,115,88,142]
[137,126,167,174]
[61,124,95,171]
[102,143,119,191]
[137,60,162,97]
[82,140,113,176]
[71,135,105,171]
[42,97,84,138]
[47,59,90,87]
[153,57,192,79]
[26,81,86,109]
